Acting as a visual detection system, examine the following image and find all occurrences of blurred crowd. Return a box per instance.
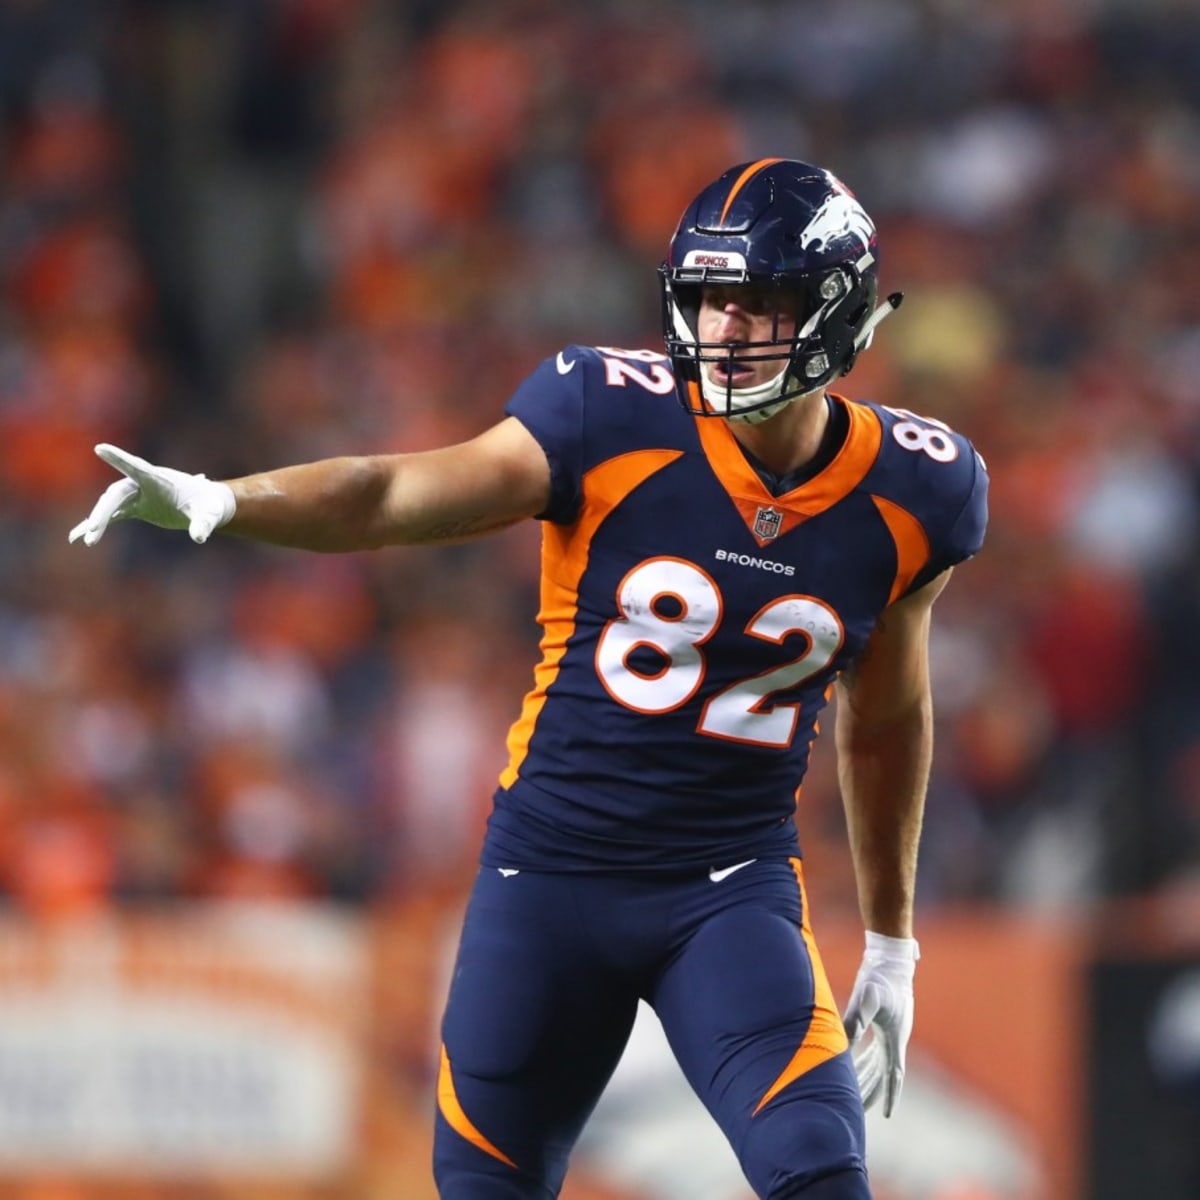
[3,0,1200,922]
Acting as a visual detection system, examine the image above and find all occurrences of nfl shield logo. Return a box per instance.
[753,506,783,541]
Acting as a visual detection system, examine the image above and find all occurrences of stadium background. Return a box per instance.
[2,0,1200,1196]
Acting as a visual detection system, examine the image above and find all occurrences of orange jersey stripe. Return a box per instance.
[499,448,685,789]
[437,1044,518,1169]
[870,494,931,604]
[753,858,849,1115]
[718,157,785,226]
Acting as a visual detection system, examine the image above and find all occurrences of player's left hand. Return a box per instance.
[842,931,919,1118]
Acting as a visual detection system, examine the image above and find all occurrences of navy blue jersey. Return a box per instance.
[483,345,988,872]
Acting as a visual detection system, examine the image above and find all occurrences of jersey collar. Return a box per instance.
[693,395,883,547]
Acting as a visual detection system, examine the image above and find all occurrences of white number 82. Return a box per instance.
[595,557,844,749]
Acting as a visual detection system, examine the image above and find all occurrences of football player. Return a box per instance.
[72,158,988,1199]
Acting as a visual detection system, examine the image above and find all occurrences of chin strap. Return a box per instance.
[723,375,813,425]
[702,363,793,423]
[854,291,904,352]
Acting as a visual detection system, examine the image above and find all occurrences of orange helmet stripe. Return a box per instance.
[718,157,785,226]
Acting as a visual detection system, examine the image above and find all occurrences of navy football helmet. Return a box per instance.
[659,158,902,423]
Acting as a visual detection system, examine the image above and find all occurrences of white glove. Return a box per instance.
[842,931,919,1118]
[69,443,236,547]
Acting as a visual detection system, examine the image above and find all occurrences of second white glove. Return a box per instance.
[69,443,237,547]
[842,931,919,1118]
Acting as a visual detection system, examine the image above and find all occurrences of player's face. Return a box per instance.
[697,284,800,390]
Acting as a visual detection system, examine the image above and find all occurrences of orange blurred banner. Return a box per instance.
[10,889,1198,1199]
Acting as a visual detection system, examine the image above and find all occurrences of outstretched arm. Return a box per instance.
[225,417,551,550]
[834,568,951,1117]
[71,417,552,552]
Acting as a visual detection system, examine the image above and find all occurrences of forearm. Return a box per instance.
[225,455,411,551]
[835,691,932,939]
[224,426,543,551]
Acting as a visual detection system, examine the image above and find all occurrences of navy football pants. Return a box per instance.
[433,859,869,1198]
